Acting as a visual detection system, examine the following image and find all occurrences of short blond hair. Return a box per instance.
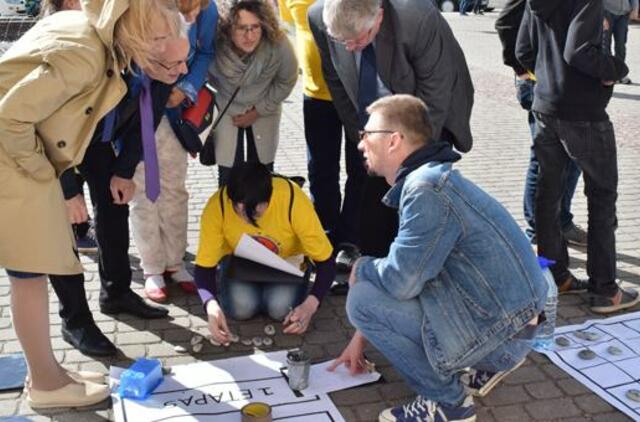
[367,95,433,146]
[113,0,185,71]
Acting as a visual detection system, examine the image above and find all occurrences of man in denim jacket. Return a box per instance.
[329,95,548,422]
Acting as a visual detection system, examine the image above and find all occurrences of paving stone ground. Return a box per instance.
[1,11,640,422]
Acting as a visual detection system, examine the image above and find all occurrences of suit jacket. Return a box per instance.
[308,0,474,152]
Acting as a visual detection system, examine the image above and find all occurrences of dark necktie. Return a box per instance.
[358,44,379,127]
[139,76,161,202]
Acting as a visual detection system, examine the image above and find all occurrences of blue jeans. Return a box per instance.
[516,78,581,238]
[347,281,533,406]
[304,96,366,247]
[604,12,629,63]
[217,257,308,320]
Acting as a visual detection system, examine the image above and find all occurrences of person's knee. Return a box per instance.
[346,281,375,328]
[265,300,291,321]
[265,292,297,321]
[225,294,259,321]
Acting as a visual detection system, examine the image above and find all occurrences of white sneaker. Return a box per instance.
[144,274,168,302]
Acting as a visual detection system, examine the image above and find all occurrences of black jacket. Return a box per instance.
[495,0,527,75]
[60,76,172,199]
[515,0,628,121]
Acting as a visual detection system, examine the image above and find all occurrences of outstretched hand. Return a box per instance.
[327,331,367,375]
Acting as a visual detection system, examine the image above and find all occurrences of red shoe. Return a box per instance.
[167,268,197,295]
[144,275,168,302]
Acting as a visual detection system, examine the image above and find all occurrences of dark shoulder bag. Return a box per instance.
[199,85,242,166]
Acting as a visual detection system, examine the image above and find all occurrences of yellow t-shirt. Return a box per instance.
[195,177,333,268]
[279,0,332,101]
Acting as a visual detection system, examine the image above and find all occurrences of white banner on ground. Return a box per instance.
[110,351,346,422]
[539,311,640,421]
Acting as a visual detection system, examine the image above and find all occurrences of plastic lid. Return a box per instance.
[537,256,556,269]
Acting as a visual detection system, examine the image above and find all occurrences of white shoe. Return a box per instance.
[144,274,168,302]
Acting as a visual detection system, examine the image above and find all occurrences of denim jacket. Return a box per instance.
[356,160,548,377]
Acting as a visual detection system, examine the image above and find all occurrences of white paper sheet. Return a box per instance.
[296,359,381,397]
[540,311,640,421]
[110,351,345,422]
[234,234,304,277]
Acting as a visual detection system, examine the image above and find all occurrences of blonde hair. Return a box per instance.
[367,95,433,146]
[113,0,185,71]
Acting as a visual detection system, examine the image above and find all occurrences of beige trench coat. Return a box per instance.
[0,0,128,275]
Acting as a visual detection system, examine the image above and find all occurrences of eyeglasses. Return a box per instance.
[359,130,394,140]
[330,25,374,48]
[149,50,194,72]
[234,23,262,35]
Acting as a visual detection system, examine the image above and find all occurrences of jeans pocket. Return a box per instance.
[557,120,592,160]
[590,120,616,157]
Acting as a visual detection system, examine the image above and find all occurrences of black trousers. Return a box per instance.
[304,96,366,247]
[50,142,133,326]
[533,112,618,296]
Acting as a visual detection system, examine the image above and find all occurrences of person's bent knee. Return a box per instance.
[346,281,377,328]
[222,296,260,321]
[266,301,291,321]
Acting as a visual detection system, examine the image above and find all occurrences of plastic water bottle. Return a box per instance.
[533,256,558,351]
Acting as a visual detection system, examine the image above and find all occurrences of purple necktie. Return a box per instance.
[139,76,160,202]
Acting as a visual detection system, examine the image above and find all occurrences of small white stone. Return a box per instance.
[192,342,204,353]
[229,333,240,343]
[241,338,253,346]
[262,337,273,346]
[174,345,188,353]
[209,337,222,347]
[264,324,276,336]
[252,336,263,347]
[190,335,204,346]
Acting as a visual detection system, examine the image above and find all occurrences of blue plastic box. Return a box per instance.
[118,358,164,400]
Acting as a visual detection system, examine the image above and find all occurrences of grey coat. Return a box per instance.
[308,0,474,152]
[604,0,638,15]
[208,37,298,167]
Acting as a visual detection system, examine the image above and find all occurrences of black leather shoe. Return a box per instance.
[100,290,169,319]
[62,324,117,357]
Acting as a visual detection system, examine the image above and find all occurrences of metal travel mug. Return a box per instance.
[286,349,310,390]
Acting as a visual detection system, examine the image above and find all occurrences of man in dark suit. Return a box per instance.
[309,0,474,259]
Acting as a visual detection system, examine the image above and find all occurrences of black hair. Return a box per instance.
[226,162,273,226]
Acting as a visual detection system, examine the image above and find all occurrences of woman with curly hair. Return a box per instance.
[208,0,298,185]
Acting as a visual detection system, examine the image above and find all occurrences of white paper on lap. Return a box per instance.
[234,234,304,277]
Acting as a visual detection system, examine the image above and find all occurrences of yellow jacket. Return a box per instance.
[0,0,128,275]
[279,0,332,101]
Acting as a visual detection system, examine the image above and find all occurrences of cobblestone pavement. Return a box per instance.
[1,12,640,422]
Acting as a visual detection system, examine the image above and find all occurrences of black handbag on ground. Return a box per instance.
[199,85,242,166]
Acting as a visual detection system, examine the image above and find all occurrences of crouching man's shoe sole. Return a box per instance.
[27,380,110,409]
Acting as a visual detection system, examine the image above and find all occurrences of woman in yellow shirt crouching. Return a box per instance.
[194,162,336,344]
